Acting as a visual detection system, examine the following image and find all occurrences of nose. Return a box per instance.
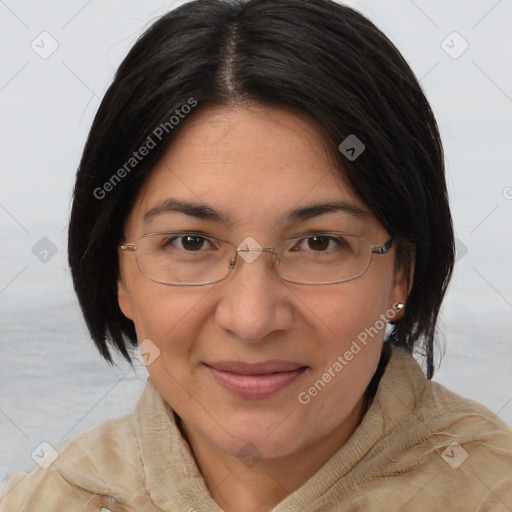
[214,250,294,343]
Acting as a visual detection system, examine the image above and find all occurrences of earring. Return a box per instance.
[395,303,405,311]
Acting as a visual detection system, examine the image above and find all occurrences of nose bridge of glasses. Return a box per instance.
[236,239,278,265]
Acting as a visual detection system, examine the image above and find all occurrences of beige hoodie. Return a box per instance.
[1,347,511,511]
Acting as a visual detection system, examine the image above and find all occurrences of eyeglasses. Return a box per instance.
[118,232,393,286]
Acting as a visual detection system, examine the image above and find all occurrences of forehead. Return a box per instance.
[128,106,373,230]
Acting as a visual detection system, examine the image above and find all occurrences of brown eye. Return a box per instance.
[161,234,210,251]
[290,234,350,254]
[307,236,330,251]
[180,235,207,251]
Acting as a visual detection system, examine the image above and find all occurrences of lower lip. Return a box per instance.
[206,365,308,399]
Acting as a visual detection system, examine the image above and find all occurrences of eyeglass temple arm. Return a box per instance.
[371,237,393,255]
[118,244,137,252]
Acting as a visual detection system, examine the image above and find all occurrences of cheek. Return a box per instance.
[290,274,391,343]
[127,277,213,353]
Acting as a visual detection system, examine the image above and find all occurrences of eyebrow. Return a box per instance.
[143,198,368,225]
[143,199,228,225]
[285,201,369,222]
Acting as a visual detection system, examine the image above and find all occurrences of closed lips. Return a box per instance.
[204,360,309,399]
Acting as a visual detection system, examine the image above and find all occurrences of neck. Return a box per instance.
[180,397,365,512]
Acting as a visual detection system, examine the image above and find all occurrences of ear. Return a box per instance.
[117,276,134,321]
[390,261,414,322]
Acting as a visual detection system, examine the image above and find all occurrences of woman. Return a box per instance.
[2,0,510,510]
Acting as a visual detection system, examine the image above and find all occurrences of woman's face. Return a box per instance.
[118,106,408,460]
